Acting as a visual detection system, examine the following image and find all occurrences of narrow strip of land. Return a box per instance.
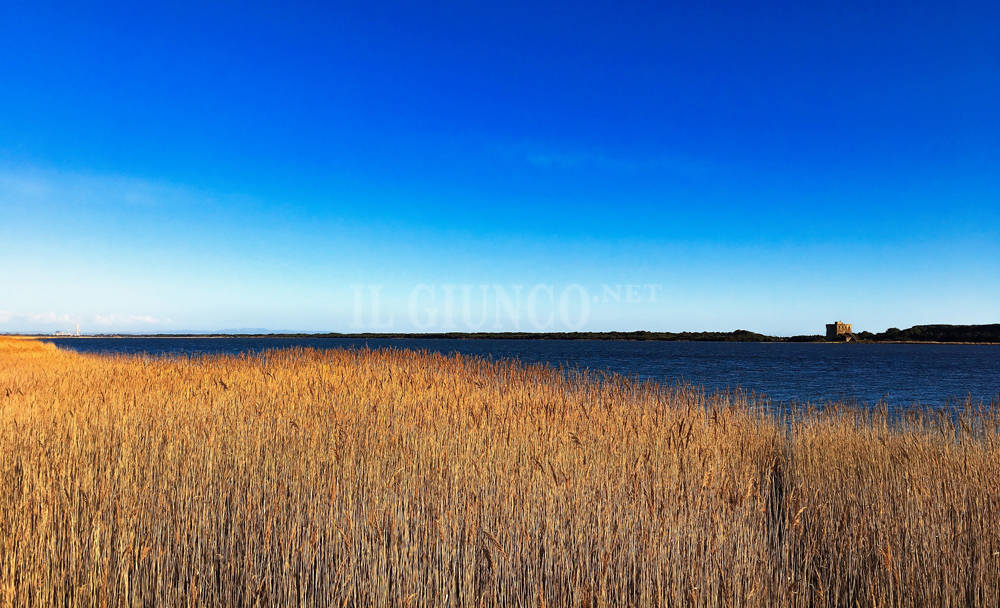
[20,323,1000,343]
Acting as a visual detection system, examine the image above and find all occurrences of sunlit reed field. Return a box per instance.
[1,336,998,607]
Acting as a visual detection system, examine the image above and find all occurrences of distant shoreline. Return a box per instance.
[22,325,1000,345]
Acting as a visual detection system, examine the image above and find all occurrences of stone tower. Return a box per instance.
[825,321,852,339]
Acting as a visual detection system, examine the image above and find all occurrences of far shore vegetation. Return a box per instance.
[23,323,1000,343]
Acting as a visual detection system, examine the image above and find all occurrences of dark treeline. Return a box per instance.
[857,324,1000,343]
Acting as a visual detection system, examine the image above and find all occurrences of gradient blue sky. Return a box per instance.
[1,1,997,334]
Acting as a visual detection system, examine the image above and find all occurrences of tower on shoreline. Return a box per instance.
[826,321,853,340]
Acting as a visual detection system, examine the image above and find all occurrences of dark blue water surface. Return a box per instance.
[45,337,999,410]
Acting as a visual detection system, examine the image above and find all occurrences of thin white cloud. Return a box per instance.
[0,165,216,212]
[26,312,73,324]
[0,311,168,332]
[92,313,167,326]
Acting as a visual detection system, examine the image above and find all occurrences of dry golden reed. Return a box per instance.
[1,336,998,606]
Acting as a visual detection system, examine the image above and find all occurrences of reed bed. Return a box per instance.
[0,336,998,607]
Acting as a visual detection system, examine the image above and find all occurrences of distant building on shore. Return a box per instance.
[826,321,853,340]
[54,323,81,337]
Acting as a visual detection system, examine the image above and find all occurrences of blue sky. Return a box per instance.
[1,1,997,334]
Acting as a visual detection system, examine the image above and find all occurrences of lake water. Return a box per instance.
[45,337,1000,410]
